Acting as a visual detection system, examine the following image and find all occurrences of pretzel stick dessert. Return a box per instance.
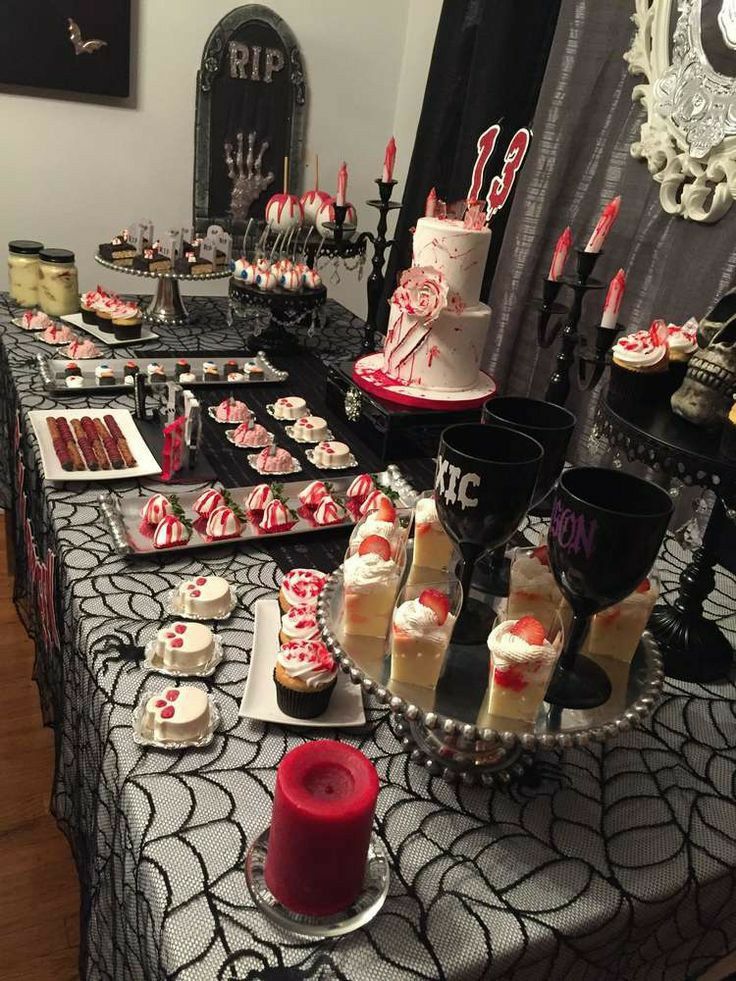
[103,414,137,468]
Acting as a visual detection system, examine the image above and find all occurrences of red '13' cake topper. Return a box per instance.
[466,123,532,220]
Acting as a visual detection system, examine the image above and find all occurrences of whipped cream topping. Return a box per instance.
[613,322,668,368]
[393,598,449,642]
[351,515,396,547]
[415,496,439,526]
[277,640,337,688]
[280,568,327,609]
[281,606,320,642]
[667,318,698,355]
[487,620,557,665]
[511,554,558,596]
[343,552,397,590]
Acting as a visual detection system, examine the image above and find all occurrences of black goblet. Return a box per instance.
[435,424,543,643]
[481,397,577,595]
[545,467,674,709]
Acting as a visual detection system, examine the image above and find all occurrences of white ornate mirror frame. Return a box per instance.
[626,0,736,222]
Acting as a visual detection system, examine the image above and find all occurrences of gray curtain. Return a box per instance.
[484,0,736,465]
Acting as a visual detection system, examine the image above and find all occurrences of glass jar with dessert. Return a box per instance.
[37,248,80,316]
[8,239,44,308]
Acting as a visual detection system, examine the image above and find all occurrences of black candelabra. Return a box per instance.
[325,178,402,355]
[538,249,622,406]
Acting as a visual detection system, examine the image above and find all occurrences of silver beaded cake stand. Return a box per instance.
[318,569,665,787]
[94,255,232,327]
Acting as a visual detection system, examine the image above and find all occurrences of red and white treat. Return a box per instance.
[254,267,278,291]
[254,445,296,474]
[141,493,171,526]
[585,578,659,664]
[302,267,322,289]
[205,506,242,539]
[486,617,560,724]
[152,515,190,549]
[175,576,232,619]
[291,415,329,441]
[301,187,333,226]
[666,318,698,360]
[342,536,402,638]
[346,474,375,504]
[298,480,330,509]
[359,489,392,516]
[153,622,215,671]
[41,321,77,345]
[66,337,102,359]
[230,420,271,447]
[265,192,304,232]
[192,489,225,519]
[280,605,321,644]
[279,268,301,291]
[259,499,294,533]
[142,686,211,743]
[390,587,456,688]
[246,483,273,512]
[215,398,251,423]
[612,321,669,370]
[279,568,328,613]
[313,495,343,526]
[350,498,402,555]
[412,496,454,572]
[353,214,495,408]
[311,440,351,468]
[272,396,307,421]
[21,310,55,331]
[507,546,565,633]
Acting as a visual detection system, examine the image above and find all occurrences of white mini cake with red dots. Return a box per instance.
[175,576,232,618]
[153,622,215,671]
[142,686,211,742]
[312,440,351,467]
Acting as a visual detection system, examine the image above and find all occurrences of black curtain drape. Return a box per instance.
[379,0,562,331]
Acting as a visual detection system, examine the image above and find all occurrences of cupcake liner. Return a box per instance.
[608,362,673,411]
[668,360,688,393]
[273,669,337,719]
[113,323,143,341]
[81,308,99,326]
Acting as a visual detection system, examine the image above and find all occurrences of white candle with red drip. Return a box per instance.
[425,187,438,217]
[585,195,621,253]
[601,268,626,329]
[382,136,396,182]
[336,161,348,207]
[548,227,573,281]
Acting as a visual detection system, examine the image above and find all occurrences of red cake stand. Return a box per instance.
[352,353,497,411]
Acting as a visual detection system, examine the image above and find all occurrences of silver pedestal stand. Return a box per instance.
[318,569,665,787]
[94,255,232,327]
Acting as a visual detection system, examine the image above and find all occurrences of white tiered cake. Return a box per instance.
[353,215,496,408]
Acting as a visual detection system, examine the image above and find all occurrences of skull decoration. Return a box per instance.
[671,297,736,429]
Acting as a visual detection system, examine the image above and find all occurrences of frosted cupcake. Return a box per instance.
[273,640,338,719]
[609,320,670,410]
[666,318,698,387]
[280,606,321,644]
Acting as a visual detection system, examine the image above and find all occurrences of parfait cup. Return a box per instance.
[389,573,463,689]
[506,546,569,633]
[341,540,406,641]
[583,573,660,664]
[347,505,413,561]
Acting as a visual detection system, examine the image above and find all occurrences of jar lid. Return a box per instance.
[39,248,75,264]
[8,240,44,255]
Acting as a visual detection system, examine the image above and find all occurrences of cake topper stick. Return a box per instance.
[315,153,320,190]
[242,217,254,259]
[283,155,289,194]
[269,232,283,263]
[255,222,270,259]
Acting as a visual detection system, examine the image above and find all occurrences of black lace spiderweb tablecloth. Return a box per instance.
[1,292,735,980]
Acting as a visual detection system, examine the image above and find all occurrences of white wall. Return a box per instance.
[0,0,441,317]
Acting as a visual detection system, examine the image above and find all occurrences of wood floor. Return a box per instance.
[0,520,80,981]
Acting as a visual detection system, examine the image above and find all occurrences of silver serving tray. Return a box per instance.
[132,691,221,749]
[38,351,287,395]
[99,466,418,557]
[143,635,225,678]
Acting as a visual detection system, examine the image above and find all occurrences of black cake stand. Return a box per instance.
[597,396,736,682]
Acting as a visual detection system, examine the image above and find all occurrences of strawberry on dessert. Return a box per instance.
[390,586,456,688]
[486,616,559,724]
[279,568,328,612]
[192,489,225,518]
[313,496,344,526]
[230,420,271,447]
[66,338,102,359]
[246,483,273,512]
[215,397,251,423]
[349,500,403,557]
[255,445,295,474]
[342,538,402,638]
[152,514,190,549]
[358,535,392,560]
[21,310,54,331]
[346,474,375,504]
[298,480,330,509]
[259,499,296,533]
[205,506,242,539]
[141,493,171,526]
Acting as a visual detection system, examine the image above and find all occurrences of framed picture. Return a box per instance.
[0,0,131,98]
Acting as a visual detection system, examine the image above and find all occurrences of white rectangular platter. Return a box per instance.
[239,598,365,727]
[61,312,159,347]
[29,408,162,482]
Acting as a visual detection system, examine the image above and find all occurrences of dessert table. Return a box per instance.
[2,291,736,980]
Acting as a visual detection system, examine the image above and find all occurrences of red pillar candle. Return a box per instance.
[264,740,379,916]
